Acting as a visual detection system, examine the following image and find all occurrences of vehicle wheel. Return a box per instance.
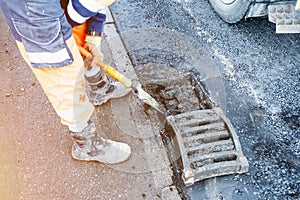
[209,0,251,23]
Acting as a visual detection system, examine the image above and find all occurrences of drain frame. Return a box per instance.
[167,107,249,186]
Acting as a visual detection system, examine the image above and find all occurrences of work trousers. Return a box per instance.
[16,36,95,132]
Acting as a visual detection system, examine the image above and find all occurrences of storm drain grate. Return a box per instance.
[167,108,249,186]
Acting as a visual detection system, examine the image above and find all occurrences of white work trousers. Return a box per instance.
[16,36,94,132]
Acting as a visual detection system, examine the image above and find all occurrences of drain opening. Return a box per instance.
[143,72,213,115]
[135,65,248,189]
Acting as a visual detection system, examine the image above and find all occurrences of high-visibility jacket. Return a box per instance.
[0,0,107,68]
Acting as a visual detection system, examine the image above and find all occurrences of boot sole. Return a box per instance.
[72,152,131,165]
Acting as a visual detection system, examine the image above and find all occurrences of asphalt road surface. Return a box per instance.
[110,0,300,199]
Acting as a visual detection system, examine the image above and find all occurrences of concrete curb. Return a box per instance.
[101,8,182,200]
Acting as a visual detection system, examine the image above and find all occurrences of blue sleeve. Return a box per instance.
[86,13,106,35]
[65,0,106,34]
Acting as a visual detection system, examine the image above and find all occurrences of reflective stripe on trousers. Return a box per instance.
[16,36,94,132]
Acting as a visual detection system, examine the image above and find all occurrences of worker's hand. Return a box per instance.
[84,35,104,68]
[72,24,104,68]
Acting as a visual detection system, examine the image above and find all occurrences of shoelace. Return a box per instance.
[89,134,111,156]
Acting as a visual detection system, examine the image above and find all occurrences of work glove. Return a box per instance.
[296,0,300,10]
[84,35,104,68]
[72,24,104,69]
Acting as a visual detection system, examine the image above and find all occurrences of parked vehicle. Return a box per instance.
[209,0,300,33]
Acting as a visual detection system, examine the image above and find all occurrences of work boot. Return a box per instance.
[85,66,131,106]
[70,121,131,164]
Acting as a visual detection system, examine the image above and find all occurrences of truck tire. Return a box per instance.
[209,0,250,23]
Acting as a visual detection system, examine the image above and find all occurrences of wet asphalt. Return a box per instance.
[110,0,300,199]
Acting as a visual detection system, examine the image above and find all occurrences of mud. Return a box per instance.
[133,63,212,115]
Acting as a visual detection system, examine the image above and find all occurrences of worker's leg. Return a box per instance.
[17,36,93,132]
[16,36,131,164]
[72,23,131,106]
[85,65,131,106]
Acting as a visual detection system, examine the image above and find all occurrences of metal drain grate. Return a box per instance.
[167,108,249,186]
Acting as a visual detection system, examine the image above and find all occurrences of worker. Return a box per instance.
[0,0,131,164]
